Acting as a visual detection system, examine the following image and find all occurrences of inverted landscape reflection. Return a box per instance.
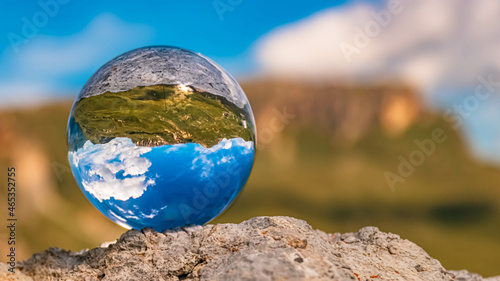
[67,46,256,231]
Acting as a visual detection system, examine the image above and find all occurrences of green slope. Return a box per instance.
[71,84,254,148]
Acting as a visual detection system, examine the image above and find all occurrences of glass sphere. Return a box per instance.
[68,46,256,231]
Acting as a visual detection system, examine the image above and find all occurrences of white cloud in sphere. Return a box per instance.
[69,138,155,202]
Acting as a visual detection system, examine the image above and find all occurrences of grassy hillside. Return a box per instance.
[71,84,253,148]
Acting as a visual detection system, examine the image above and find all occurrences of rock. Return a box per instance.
[0,264,31,281]
[449,270,500,281]
[1,216,498,281]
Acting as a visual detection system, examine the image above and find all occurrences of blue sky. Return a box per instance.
[0,0,372,106]
[1,0,349,56]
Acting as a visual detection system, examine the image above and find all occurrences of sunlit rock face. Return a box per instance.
[67,46,256,231]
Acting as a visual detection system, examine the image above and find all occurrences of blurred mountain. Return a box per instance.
[243,80,422,144]
[0,81,499,276]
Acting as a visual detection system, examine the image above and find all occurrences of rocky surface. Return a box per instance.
[1,216,498,281]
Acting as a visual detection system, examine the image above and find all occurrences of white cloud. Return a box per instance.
[217,156,235,164]
[108,210,132,229]
[191,138,254,177]
[0,13,155,108]
[111,203,167,220]
[254,0,500,100]
[112,203,139,220]
[139,206,168,219]
[69,138,155,202]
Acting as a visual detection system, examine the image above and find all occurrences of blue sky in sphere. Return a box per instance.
[68,136,255,231]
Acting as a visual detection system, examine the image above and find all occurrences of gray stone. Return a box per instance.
[1,216,498,280]
[450,270,500,281]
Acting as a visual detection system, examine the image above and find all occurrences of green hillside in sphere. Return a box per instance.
[71,84,254,148]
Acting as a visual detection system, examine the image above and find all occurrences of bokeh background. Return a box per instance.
[1,0,500,276]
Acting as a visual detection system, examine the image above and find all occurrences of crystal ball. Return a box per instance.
[67,46,256,231]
